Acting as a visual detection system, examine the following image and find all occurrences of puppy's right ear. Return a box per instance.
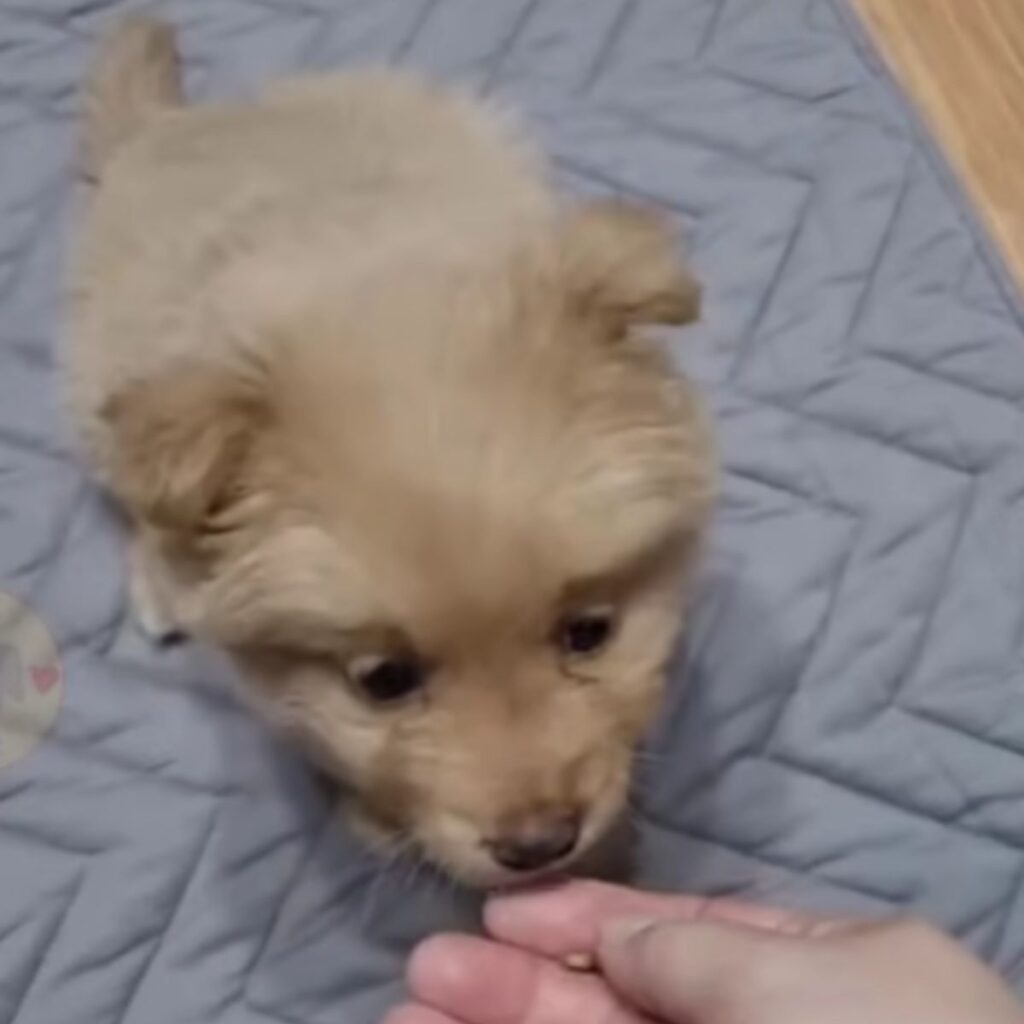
[101,362,268,533]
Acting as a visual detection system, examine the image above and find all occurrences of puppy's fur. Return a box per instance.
[68,17,715,886]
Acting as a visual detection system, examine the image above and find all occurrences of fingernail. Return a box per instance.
[600,915,659,951]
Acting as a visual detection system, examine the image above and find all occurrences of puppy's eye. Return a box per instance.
[348,654,427,704]
[557,608,615,656]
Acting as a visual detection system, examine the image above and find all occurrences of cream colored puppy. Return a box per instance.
[67,16,715,887]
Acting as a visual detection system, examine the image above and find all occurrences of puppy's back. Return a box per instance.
[69,20,551,467]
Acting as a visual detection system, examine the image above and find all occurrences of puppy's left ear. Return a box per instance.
[100,360,269,535]
[559,200,701,330]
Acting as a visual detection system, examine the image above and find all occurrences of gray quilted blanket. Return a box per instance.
[3,2,1024,1022]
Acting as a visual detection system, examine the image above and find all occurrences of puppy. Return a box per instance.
[67,16,715,887]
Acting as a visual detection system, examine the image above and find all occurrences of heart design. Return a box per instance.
[30,665,59,694]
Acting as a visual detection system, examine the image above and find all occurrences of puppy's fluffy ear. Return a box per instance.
[101,362,267,532]
[559,200,701,329]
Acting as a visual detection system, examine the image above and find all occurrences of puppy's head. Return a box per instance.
[104,201,714,886]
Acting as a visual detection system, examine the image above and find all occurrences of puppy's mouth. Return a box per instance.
[482,810,582,874]
[414,792,626,889]
[444,839,589,891]
[347,750,634,888]
[343,789,591,887]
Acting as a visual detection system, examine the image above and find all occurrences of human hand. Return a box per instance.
[384,879,1024,1024]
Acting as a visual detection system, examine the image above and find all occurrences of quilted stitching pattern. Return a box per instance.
[2,2,1024,1022]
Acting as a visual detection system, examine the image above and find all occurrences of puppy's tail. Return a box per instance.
[81,15,182,183]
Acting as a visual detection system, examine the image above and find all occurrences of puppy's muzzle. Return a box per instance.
[485,810,581,872]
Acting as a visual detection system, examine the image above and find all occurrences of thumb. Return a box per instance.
[598,916,780,1023]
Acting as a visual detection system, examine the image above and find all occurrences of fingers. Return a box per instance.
[384,1005,461,1024]
[485,879,833,960]
[597,916,782,1023]
[484,880,707,959]
[400,885,855,1024]
[401,933,646,1024]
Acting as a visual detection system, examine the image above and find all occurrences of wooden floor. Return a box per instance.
[853,0,1024,292]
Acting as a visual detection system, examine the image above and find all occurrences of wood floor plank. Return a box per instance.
[852,0,1024,293]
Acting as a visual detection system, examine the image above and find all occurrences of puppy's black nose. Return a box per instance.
[488,813,581,872]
